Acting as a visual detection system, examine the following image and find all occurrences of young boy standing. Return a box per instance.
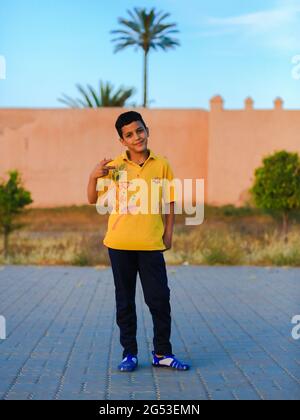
[87,111,190,372]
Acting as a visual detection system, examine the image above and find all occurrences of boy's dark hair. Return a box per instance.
[115,111,148,139]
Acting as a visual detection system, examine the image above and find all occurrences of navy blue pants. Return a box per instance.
[108,248,173,358]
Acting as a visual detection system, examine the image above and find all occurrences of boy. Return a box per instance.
[87,111,190,372]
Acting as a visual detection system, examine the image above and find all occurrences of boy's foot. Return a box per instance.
[152,351,190,370]
[118,354,138,372]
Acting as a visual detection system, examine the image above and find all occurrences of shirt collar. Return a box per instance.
[122,149,156,163]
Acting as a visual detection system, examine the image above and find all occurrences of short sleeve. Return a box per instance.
[162,160,177,204]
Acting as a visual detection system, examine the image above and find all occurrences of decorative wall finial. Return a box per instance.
[245,97,254,110]
[274,97,283,110]
[210,95,224,111]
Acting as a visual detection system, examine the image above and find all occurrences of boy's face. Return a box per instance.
[119,121,149,154]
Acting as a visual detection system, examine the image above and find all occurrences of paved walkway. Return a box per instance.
[0,265,299,400]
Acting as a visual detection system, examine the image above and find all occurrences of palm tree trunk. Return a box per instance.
[143,50,149,108]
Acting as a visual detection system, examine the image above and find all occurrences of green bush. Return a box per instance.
[250,150,300,243]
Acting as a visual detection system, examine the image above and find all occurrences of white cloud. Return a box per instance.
[207,9,292,30]
[198,1,300,53]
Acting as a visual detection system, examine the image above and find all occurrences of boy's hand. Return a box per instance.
[90,159,115,180]
[162,231,173,251]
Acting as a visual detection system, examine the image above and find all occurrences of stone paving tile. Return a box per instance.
[0,265,299,400]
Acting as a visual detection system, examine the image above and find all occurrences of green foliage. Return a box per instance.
[218,204,255,217]
[250,150,300,213]
[0,170,33,259]
[111,7,180,54]
[72,251,90,267]
[270,249,300,266]
[110,7,180,107]
[112,164,126,182]
[58,81,136,108]
[202,246,240,266]
[250,151,300,241]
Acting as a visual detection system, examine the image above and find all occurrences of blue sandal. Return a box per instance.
[152,351,190,370]
[118,354,138,372]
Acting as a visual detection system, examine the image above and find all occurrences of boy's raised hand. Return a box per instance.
[90,158,116,180]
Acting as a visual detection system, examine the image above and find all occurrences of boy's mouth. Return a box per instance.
[135,140,145,147]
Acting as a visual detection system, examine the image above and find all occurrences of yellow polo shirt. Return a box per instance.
[96,149,176,251]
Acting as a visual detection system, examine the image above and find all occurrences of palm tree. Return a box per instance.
[58,81,136,108]
[110,7,180,108]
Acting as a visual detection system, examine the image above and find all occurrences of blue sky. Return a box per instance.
[0,0,299,109]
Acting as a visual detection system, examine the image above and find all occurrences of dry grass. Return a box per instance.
[168,223,300,266]
[1,205,300,267]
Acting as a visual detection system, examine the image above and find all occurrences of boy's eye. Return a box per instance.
[126,129,143,138]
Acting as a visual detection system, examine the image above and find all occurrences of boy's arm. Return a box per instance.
[162,160,177,250]
[87,176,98,204]
[87,158,115,204]
[163,202,175,250]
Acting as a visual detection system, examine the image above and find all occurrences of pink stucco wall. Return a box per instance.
[208,96,300,206]
[0,108,209,207]
[0,98,299,208]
